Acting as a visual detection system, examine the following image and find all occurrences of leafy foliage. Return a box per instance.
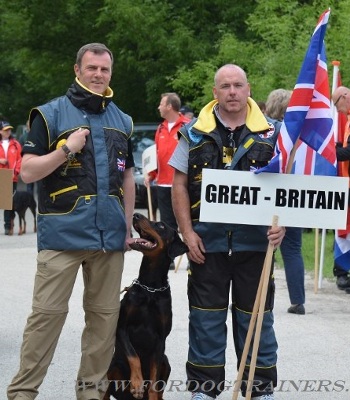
[0,0,349,128]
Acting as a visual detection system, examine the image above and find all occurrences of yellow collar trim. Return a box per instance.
[193,98,270,133]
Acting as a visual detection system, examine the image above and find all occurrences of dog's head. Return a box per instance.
[129,213,188,260]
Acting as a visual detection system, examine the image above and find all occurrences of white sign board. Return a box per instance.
[199,169,348,229]
[142,144,157,173]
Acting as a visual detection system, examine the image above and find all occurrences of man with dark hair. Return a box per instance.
[7,43,135,400]
[145,93,190,269]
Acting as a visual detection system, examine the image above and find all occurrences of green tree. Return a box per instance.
[172,0,350,107]
[0,0,111,125]
[0,0,349,127]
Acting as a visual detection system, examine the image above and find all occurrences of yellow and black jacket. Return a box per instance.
[178,98,281,253]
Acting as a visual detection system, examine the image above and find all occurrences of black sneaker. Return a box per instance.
[336,276,350,290]
[288,304,305,315]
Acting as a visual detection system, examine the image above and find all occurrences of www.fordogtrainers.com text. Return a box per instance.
[77,379,348,393]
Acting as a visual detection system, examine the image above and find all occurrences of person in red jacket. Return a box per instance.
[145,93,190,267]
[0,120,22,235]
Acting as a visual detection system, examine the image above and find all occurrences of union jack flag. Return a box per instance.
[291,141,336,176]
[256,8,336,176]
[117,158,126,171]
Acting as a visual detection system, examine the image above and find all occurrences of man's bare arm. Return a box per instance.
[123,167,136,243]
[172,169,205,264]
[21,128,90,183]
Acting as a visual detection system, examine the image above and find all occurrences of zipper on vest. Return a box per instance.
[228,231,233,256]
[49,185,78,202]
[100,229,106,253]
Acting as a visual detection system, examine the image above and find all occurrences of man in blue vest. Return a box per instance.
[7,43,135,400]
[169,64,285,400]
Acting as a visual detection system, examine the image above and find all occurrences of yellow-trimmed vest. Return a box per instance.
[32,95,132,251]
[179,99,281,253]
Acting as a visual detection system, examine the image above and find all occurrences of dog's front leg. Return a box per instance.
[118,326,145,399]
[147,361,159,400]
[148,354,170,400]
[127,355,145,399]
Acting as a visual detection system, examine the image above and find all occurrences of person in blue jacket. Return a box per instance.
[169,64,285,400]
[7,43,135,400]
[265,88,306,315]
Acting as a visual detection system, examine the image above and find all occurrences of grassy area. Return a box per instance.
[275,229,335,281]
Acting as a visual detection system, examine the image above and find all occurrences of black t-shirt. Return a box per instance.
[23,113,135,169]
[215,116,245,168]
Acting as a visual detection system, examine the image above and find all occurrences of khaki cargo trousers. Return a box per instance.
[7,249,124,400]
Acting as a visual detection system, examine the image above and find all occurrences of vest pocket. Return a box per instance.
[49,185,78,203]
[246,142,274,168]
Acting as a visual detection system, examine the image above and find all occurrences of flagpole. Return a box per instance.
[232,216,278,400]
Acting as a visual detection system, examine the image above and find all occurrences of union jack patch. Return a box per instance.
[258,123,275,139]
[117,158,126,171]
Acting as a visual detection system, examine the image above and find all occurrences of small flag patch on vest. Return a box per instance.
[117,158,126,171]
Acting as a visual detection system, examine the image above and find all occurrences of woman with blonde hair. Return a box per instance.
[265,88,292,121]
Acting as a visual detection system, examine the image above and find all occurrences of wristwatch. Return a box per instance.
[61,144,75,161]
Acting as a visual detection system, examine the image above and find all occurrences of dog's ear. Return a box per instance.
[168,232,189,259]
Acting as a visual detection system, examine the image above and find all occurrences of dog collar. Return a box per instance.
[132,279,170,293]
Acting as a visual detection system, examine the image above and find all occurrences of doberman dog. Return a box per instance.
[10,190,37,235]
[103,212,188,400]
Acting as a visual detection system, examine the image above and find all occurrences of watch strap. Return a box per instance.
[61,144,71,157]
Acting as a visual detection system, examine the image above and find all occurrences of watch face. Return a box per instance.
[67,152,75,161]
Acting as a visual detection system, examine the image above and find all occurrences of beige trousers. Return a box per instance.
[7,249,124,400]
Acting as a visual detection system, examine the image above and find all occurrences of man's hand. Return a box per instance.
[144,173,151,188]
[183,230,206,264]
[66,128,90,153]
[267,225,286,249]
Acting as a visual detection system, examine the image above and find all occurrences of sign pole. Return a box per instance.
[233,215,278,400]
[314,229,319,293]
[146,185,154,221]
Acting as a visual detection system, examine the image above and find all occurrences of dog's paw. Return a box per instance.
[130,385,144,399]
